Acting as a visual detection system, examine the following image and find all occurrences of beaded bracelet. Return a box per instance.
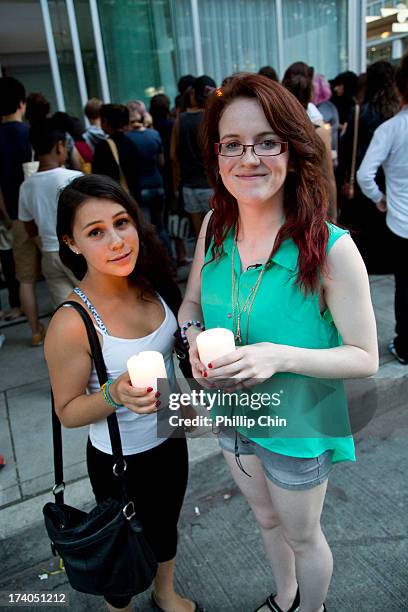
[180,320,205,346]
[101,378,123,409]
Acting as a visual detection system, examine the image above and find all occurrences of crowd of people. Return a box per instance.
[0,52,407,610]
[0,74,219,349]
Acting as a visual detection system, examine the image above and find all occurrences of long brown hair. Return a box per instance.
[282,61,314,109]
[364,61,399,120]
[57,174,182,313]
[201,73,330,294]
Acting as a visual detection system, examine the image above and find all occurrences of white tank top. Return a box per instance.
[71,287,178,455]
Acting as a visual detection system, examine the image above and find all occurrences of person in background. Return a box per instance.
[83,98,107,154]
[0,77,43,344]
[150,94,174,184]
[174,75,195,115]
[150,94,189,267]
[68,116,92,174]
[0,203,21,321]
[331,71,358,133]
[357,54,408,365]
[18,118,81,308]
[282,62,324,125]
[128,100,147,131]
[127,100,153,130]
[355,73,367,105]
[24,92,52,177]
[92,104,141,202]
[313,74,340,165]
[126,101,173,258]
[25,92,51,125]
[143,111,153,128]
[258,65,279,82]
[338,60,400,273]
[171,75,216,237]
[52,112,82,171]
[282,62,337,219]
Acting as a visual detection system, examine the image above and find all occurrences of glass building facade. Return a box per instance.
[1,0,363,118]
[366,0,408,66]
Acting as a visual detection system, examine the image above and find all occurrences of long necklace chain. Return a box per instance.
[231,237,267,345]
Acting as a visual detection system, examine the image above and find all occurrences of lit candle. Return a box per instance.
[196,328,236,366]
[127,351,167,391]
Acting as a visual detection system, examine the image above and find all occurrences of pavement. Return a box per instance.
[0,274,407,611]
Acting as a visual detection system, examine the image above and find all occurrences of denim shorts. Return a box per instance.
[182,186,212,214]
[218,429,333,491]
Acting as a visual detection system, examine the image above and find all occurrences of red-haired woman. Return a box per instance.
[179,74,378,612]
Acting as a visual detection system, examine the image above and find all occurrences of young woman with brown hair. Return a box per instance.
[45,174,202,612]
[179,74,378,612]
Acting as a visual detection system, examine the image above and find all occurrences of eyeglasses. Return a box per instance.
[215,140,288,157]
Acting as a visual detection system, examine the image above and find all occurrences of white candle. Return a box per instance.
[127,351,167,391]
[196,328,236,366]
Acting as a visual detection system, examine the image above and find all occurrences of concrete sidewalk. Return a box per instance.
[0,410,407,611]
[0,275,407,611]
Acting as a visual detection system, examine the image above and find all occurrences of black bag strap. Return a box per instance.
[51,392,64,504]
[204,211,214,256]
[51,300,129,506]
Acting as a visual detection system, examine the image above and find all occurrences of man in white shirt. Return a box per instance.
[357,55,408,364]
[19,118,82,308]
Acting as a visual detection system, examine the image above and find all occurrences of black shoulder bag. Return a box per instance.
[43,301,157,597]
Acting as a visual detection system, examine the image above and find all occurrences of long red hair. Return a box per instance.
[201,73,330,294]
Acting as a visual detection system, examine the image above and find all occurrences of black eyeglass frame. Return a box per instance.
[214,141,289,157]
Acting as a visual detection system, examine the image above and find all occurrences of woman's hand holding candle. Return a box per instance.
[205,342,282,390]
[108,371,159,414]
[108,351,167,414]
[190,328,236,387]
[188,337,207,379]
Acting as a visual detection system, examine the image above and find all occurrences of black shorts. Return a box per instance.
[86,435,188,606]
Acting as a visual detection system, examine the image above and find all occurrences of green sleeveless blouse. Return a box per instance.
[201,222,355,464]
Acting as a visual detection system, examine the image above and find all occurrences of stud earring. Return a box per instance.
[64,240,78,255]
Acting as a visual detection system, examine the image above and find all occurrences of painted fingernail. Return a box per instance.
[147,387,153,392]
[204,371,208,378]
[155,392,160,398]
[156,400,161,407]
[208,363,213,368]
